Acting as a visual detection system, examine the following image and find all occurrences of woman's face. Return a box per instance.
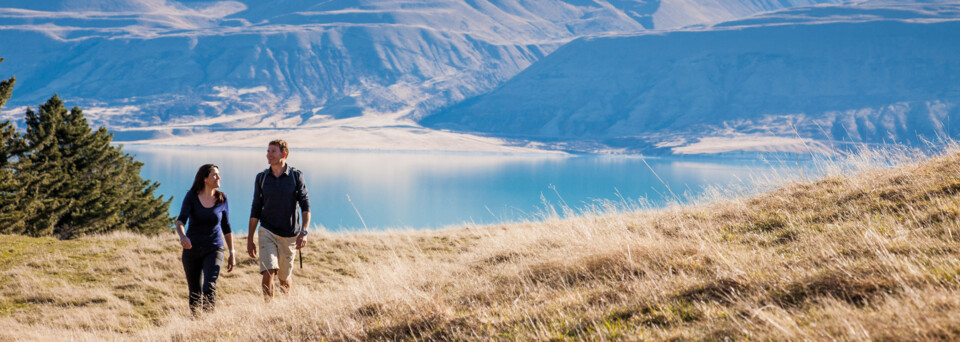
[205,167,221,189]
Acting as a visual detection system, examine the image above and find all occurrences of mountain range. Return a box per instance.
[3,0,956,154]
[424,0,960,154]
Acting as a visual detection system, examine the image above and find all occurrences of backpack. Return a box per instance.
[257,166,303,235]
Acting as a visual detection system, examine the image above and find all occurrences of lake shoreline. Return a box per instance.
[123,145,811,232]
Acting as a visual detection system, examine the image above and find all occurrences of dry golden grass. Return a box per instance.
[3,147,960,341]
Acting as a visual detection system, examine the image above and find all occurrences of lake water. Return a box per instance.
[123,145,812,232]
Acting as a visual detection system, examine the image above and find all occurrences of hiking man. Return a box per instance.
[247,139,311,300]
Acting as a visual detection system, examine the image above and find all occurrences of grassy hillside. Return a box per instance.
[3,149,960,340]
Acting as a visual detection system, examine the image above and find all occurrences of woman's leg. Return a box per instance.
[182,249,203,315]
[200,246,225,311]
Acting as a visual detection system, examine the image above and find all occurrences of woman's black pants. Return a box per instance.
[182,246,225,314]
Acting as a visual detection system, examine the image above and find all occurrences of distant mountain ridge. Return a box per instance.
[423,1,960,154]
[0,0,843,139]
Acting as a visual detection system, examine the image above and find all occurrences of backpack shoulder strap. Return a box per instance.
[258,168,270,197]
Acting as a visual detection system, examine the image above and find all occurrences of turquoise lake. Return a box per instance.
[123,145,814,232]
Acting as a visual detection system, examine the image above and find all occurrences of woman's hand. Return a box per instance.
[180,236,192,249]
[227,252,236,272]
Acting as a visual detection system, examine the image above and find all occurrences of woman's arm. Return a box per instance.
[177,193,192,249]
[224,232,235,272]
[176,220,192,249]
[223,198,235,272]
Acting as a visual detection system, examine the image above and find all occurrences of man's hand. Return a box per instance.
[247,238,257,259]
[227,252,236,272]
[180,236,192,249]
[247,218,259,259]
[296,232,307,250]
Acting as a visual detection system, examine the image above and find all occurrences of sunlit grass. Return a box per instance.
[3,143,960,340]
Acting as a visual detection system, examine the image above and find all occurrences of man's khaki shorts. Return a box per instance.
[258,228,298,282]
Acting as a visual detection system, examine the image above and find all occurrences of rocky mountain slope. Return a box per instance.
[424,1,960,154]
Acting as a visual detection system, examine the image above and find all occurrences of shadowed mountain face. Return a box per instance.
[0,0,842,130]
[423,1,960,151]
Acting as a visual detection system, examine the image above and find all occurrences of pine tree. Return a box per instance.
[17,96,72,236]
[0,58,14,110]
[116,154,173,234]
[0,57,19,167]
[0,58,25,234]
[0,121,25,235]
[17,95,173,238]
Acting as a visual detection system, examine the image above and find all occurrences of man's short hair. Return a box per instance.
[269,139,290,157]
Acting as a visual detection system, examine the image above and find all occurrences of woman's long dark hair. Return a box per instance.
[190,164,225,205]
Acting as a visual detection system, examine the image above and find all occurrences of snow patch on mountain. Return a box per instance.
[670,135,835,155]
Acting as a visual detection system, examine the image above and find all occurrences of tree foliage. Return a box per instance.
[0,58,13,111]
[0,58,24,233]
[0,58,172,238]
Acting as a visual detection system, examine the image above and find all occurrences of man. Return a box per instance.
[247,139,311,300]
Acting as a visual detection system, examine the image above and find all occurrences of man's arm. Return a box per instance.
[295,170,311,250]
[248,173,263,259]
[247,218,258,258]
[295,170,310,212]
[296,211,310,249]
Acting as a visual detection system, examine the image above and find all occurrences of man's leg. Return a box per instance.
[276,235,297,294]
[261,269,277,300]
[259,230,281,301]
[278,276,291,294]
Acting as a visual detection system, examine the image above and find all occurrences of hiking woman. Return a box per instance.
[175,164,235,315]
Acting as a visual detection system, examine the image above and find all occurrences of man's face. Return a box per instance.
[266,145,285,165]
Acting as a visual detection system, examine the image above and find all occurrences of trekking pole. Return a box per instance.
[299,248,303,269]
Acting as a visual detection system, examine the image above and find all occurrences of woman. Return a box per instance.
[175,164,235,315]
